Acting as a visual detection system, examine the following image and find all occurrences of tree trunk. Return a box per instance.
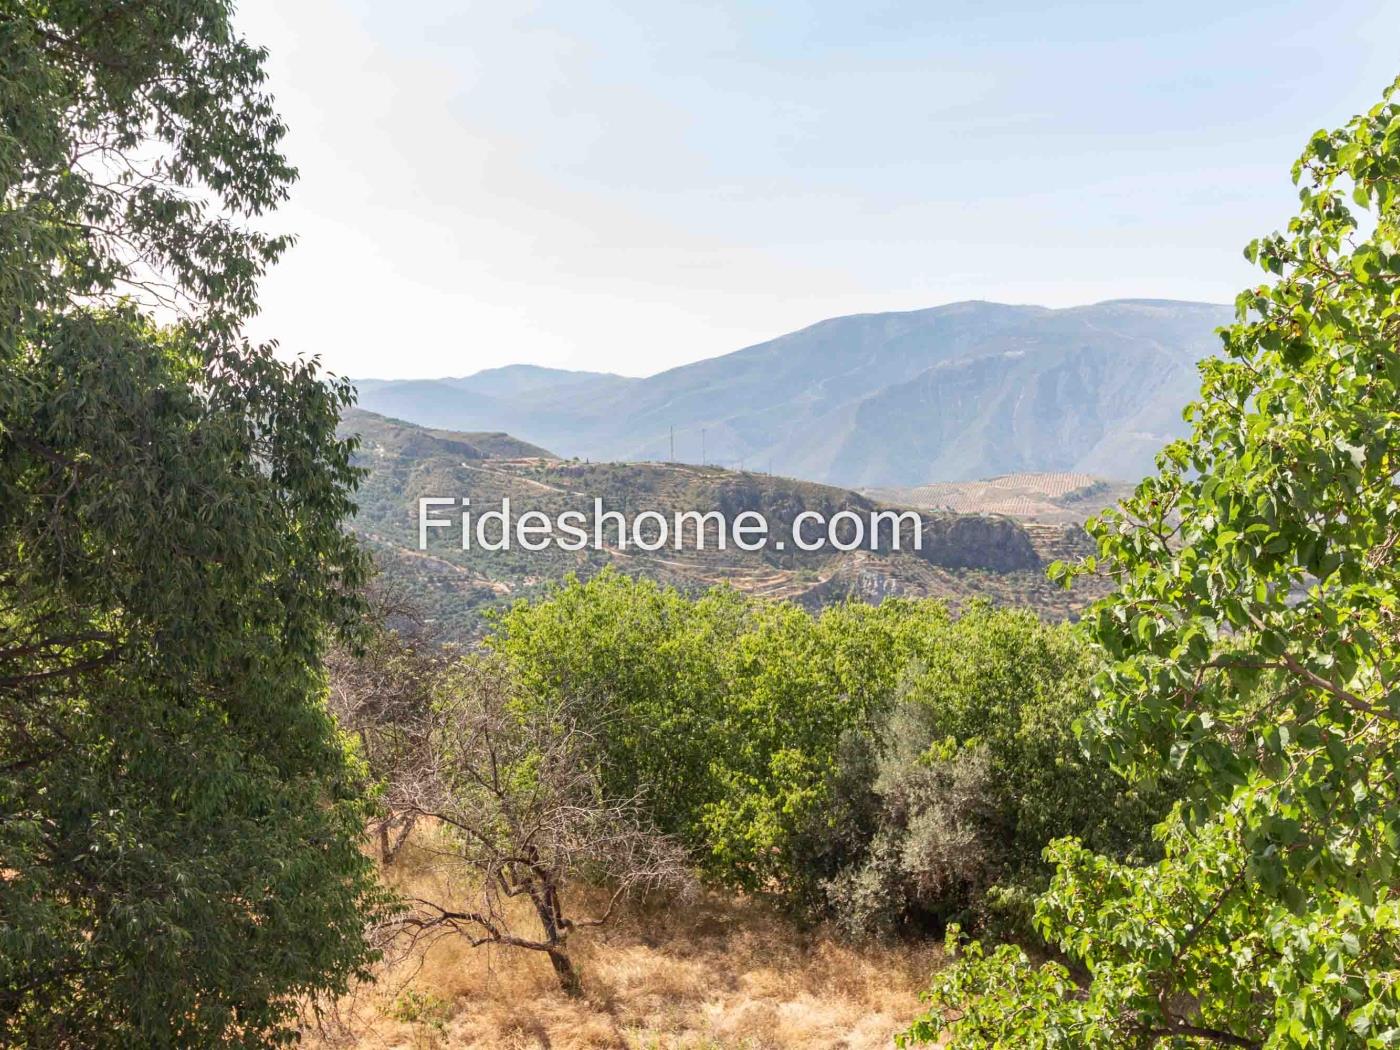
[377,813,417,865]
[546,947,581,996]
[530,879,582,995]
[386,813,416,865]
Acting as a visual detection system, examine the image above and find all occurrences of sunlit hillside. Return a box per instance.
[342,408,1107,634]
[863,472,1136,524]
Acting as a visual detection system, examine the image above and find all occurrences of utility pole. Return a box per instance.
[701,428,706,466]
[669,426,674,463]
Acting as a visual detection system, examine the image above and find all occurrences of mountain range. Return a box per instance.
[353,298,1232,488]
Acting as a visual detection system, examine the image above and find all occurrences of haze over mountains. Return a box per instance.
[354,299,1231,488]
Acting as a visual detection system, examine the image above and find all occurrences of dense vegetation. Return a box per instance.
[484,571,1166,936]
[900,75,1400,1048]
[0,3,385,1045]
[332,572,1165,1000]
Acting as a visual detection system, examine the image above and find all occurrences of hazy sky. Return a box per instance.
[235,0,1398,380]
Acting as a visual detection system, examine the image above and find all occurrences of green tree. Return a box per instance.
[692,593,951,896]
[820,605,1166,940]
[902,75,1400,1048]
[489,572,1145,930]
[491,572,953,891]
[490,569,752,842]
[0,4,385,1045]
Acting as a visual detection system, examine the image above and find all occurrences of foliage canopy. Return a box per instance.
[489,571,1161,931]
[903,74,1400,1049]
[0,3,384,1045]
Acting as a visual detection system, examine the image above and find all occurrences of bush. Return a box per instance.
[808,604,1168,938]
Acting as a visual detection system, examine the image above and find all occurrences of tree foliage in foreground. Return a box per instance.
[1,3,385,1045]
[903,75,1400,1048]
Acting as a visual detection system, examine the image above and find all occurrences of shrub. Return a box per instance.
[810,604,1168,938]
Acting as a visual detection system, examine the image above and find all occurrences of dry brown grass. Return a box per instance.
[308,839,943,1050]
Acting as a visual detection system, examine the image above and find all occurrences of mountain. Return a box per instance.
[351,299,1231,489]
[439,364,634,401]
[351,366,636,437]
[340,408,1106,633]
[346,409,558,461]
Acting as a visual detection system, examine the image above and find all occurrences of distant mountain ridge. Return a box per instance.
[352,299,1231,488]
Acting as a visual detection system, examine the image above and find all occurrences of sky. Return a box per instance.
[235,0,1400,380]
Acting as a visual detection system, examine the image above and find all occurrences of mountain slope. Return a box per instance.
[345,407,557,461]
[339,409,1105,634]
[352,299,1230,487]
[440,364,636,401]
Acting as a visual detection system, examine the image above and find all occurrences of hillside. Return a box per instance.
[352,299,1230,488]
[341,408,1105,632]
[352,365,635,427]
[864,472,1138,524]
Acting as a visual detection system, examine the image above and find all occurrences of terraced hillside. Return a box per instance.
[342,409,1107,634]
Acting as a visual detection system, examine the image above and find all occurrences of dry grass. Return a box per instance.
[308,839,943,1050]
